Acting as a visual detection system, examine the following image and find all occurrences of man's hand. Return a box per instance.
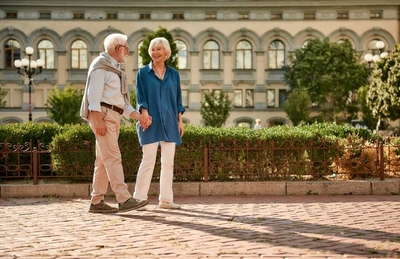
[130,110,152,131]
[89,111,106,136]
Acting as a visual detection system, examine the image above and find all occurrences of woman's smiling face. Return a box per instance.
[150,44,166,62]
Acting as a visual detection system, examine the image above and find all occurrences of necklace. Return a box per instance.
[153,64,165,80]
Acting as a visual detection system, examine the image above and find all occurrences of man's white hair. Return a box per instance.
[103,33,128,52]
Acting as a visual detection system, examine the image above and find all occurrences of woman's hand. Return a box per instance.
[140,114,152,131]
[130,110,151,131]
[178,121,184,137]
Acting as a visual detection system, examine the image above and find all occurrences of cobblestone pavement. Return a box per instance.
[1,195,400,259]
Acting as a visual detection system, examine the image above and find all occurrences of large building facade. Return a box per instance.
[0,0,399,128]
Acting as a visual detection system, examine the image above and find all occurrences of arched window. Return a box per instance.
[71,40,88,69]
[337,39,355,49]
[237,121,251,128]
[301,39,312,49]
[137,41,143,68]
[236,40,252,69]
[203,40,219,69]
[367,39,386,55]
[4,39,21,68]
[268,40,285,69]
[38,40,55,69]
[175,40,188,69]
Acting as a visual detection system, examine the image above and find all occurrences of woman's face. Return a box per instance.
[150,44,167,63]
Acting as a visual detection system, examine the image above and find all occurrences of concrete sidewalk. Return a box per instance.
[1,195,400,259]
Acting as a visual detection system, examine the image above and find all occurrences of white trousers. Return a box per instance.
[133,141,176,203]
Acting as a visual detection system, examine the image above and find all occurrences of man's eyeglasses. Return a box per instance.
[116,45,129,51]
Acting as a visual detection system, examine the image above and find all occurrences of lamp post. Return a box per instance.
[14,47,44,122]
[364,40,388,69]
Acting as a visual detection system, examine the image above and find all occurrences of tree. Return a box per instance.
[366,44,400,131]
[0,87,6,108]
[200,90,232,127]
[45,83,83,125]
[284,85,311,126]
[284,38,370,122]
[357,85,378,130]
[140,26,178,70]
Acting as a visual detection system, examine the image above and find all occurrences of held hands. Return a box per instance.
[130,111,151,131]
[139,113,152,131]
[133,108,152,131]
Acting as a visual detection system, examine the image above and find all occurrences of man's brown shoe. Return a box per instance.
[89,200,118,213]
[118,197,149,213]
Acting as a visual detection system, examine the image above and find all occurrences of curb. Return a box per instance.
[1,179,399,198]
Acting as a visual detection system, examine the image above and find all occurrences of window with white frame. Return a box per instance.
[268,40,285,69]
[367,39,385,55]
[181,89,188,107]
[4,39,21,68]
[234,89,254,107]
[245,89,254,107]
[203,40,219,69]
[236,40,252,69]
[278,89,286,108]
[137,41,143,68]
[267,89,275,107]
[38,40,55,69]
[234,89,242,107]
[71,40,88,69]
[175,40,188,69]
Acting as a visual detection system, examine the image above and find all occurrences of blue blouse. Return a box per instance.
[136,62,185,146]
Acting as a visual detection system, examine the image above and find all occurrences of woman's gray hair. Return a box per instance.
[103,33,128,52]
[148,37,171,60]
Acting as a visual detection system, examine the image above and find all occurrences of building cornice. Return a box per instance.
[0,0,399,8]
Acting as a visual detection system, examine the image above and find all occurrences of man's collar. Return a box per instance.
[103,52,119,68]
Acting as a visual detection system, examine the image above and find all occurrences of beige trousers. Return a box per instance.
[133,141,176,203]
[88,107,131,205]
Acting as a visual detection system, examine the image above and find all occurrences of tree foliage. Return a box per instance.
[366,44,400,130]
[284,38,370,122]
[45,83,83,125]
[0,87,7,108]
[357,85,378,130]
[200,91,232,127]
[139,26,178,70]
[284,85,311,126]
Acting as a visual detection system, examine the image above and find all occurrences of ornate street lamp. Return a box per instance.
[364,40,388,69]
[14,47,44,122]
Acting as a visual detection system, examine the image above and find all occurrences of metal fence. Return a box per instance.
[1,137,400,185]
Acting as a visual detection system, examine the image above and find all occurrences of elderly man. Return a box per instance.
[80,33,151,213]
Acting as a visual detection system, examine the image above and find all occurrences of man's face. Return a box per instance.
[115,43,129,63]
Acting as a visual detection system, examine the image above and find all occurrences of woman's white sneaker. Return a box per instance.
[159,201,181,209]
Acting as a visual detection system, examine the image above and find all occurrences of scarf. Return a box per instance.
[80,52,129,120]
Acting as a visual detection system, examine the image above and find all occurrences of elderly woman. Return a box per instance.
[132,37,185,209]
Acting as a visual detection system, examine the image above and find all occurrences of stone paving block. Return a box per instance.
[1,195,400,258]
[0,183,89,198]
[199,182,286,196]
[286,180,371,195]
[371,179,400,194]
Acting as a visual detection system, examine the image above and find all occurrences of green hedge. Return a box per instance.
[1,122,379,181]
